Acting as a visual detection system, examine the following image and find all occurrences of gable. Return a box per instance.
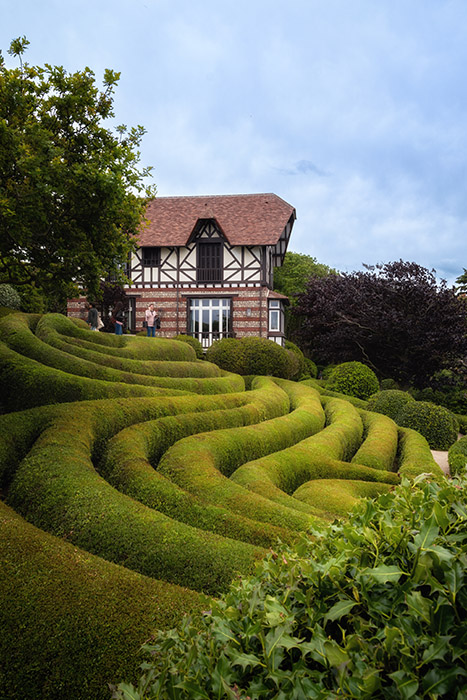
[138,193,296,247]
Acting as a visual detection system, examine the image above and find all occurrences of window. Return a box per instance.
[269,300,282,332]
[142,247,160,267]
[197,242,222,282]
[189,297,231,347]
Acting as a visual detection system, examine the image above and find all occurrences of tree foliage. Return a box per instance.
[274,251,336,302]
[293,260,467,388]
[0,37,155,303]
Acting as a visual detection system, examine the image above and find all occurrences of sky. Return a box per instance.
[2,0,466,285]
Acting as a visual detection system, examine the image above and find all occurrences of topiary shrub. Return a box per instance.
[448,436,467,476]
[367,389,416,421]
[304,356,318,379]
[206,337,298,379]
[380,377,398,390]
[326,361,379,400]
[0,284,21,310]
[284,340,306,379]
[172,334,204,359]
[397,400,459,450]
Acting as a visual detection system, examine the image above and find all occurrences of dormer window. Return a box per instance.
[142,247,160,267]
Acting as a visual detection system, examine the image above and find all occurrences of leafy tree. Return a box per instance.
[0,37,155,305]
[293,260,467,388]
[455,268,467,294]
[274,251,336,302]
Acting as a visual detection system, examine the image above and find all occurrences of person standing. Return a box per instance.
[113,301,125,336]
[86,303,99,331]
[145,303,157,337]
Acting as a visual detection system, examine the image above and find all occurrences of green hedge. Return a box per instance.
[301,378,369,409]
[0,501,206,700]
[230,396,398,522]
[397,427,444,479]
[326,361,380,400]
[448,436,467,476]
[172,334,204,359]
[157,380,330,532]
[293,478,392,518]
[366,389,416,420]
[0,313,243,396]
[351,409,398,471]
[5,394,274,596]
[397,400,459,450]
[205,336,299,379]
[100,380,300,547]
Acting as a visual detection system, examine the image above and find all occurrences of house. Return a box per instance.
[68,193,296,347]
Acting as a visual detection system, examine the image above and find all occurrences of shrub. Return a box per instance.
[0,501,205,700]
[0,284,21,310]
[380,377,398,390]
[284,339,306,379]
[304,356,318,379]
[115,473,467,700]
[397,400,459,450]
[172,334,204,359]
[367,389,416,421]
[326,361,379,400]
[448,435,467,476]
[206,336,298,379]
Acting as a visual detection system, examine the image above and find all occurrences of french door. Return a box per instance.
[189,297,231,348]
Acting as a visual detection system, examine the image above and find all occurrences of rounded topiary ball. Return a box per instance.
[397,400,459,450]
[172,334,204,359]
[206,336,298,379]
[367,389,415,421]
[326,361,379,400]
[0,284,21,310]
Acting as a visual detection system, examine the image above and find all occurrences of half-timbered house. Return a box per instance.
[68,193,296,347]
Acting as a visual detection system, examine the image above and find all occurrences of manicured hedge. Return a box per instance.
[157,381,326,532]
[100,380,300,547]
[293,478,392,517]
[205,336,299,379]
[351,409,399,471]
[396,426,444,479]
[301,378,369,409]
[366,389,416,420]
[448,435,467,476]
[0,501,205,700]
[397,400,459,450]
[0,313,243,396]
[5,393,276,595]
[326,361,380,400]
[230,396,398,522]
[172,334,204,359]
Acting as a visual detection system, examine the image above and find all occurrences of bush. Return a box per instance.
[367,389,416,421]
[448,435,467,476]
[0,501,205,700]
[115,473,467,700]
[205,336,298,379]
[0,284,21,310]
[326,361,379,400]
[380,377,398,390]
[172,334,204,359]
[304,356,318,379]
[284,340,306,379]
[397,400,459,450]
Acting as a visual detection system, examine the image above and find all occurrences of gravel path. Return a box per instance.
[431,450,450,475]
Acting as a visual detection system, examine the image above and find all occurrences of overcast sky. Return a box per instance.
[2,0,466,285]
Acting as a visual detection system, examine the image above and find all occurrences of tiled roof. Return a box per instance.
[138,193,296,247]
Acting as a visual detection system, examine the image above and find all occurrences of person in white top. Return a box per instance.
[145,303,157,337]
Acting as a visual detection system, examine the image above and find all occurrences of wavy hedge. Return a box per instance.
[0,311,446,699]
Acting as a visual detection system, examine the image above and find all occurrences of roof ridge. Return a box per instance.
[150,193,277,200]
